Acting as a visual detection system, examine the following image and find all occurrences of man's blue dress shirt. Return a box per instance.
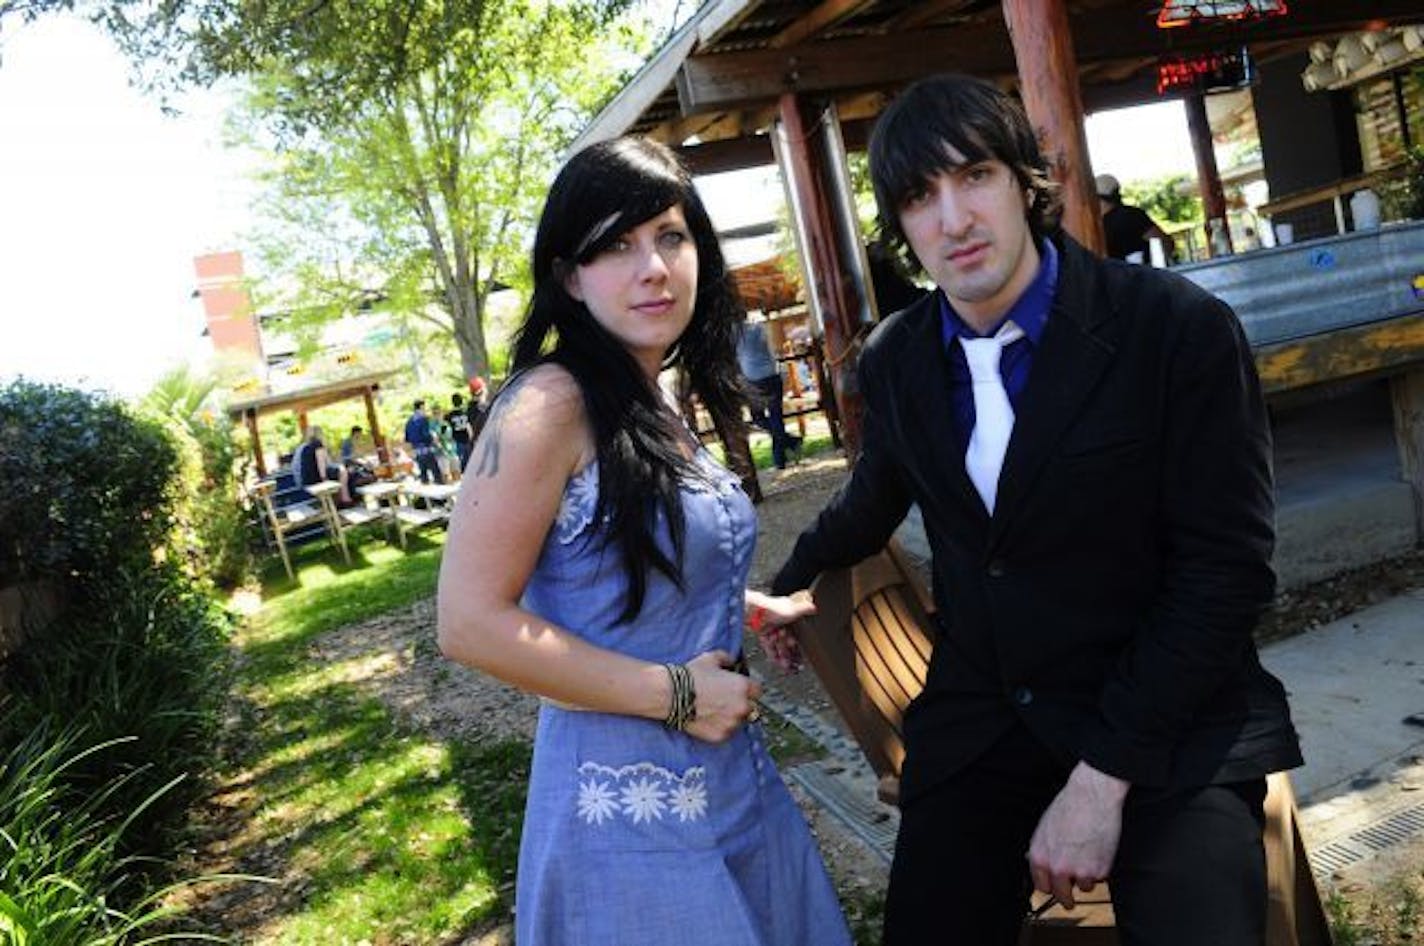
[938,239,1059,454]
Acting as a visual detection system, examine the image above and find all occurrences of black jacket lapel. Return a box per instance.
[897,294,991,531]
[990,238,1121,545]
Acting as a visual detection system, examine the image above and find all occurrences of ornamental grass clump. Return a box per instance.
[0,719,225,945]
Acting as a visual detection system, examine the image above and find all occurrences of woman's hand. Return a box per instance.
[745,590,815,673]
[682,650,761,743]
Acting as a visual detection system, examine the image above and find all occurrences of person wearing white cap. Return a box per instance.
[1095,173,1176,263]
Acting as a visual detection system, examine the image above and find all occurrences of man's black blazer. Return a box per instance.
[774,236,1302,803]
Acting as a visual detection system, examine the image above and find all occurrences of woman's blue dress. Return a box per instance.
[514,451,851,945]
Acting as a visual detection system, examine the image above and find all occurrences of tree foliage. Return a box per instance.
[238,0,649,381]
[1121,173,1203,226]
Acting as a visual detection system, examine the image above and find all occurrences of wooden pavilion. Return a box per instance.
[573,0,1424,458]
[225,370,398,477]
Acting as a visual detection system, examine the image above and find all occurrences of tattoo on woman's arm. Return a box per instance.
[470,390,516,478]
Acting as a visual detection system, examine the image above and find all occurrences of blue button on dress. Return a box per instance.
[514,451,851,945]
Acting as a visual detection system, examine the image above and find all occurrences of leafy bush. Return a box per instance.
[0,380,177,586]
[0,379,235,926]
[140,368,258,589]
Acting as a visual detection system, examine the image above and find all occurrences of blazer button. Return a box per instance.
[1013,686,1034,706]
[987,559,1007,578]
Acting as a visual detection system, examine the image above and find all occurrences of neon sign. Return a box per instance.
[1157,0,1288,29]
[1156,48,1255,95]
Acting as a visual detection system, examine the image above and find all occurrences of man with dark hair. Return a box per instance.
[448,393,474,470]
[773,74,1299,946]
[403,399,443,484]
[339,425,364,462]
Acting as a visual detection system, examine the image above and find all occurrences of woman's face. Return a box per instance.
[564,203,698,380]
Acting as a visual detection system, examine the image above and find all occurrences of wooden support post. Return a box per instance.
[776,92,864,458]
[1390,369,1424,542]
[1002,0,1104,256]
[1185,92,1233,255]
[245,408,267,477]
[363,387,389,463]
[297,411,310,440]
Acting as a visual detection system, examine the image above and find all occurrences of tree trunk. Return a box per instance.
[450,280,489,384]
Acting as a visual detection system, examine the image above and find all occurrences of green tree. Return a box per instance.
[237,3,646,382]
[1122,173,1203,226]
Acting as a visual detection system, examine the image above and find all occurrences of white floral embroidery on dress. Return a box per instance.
[553,463,599,544]
[577,777,619,825]
[575,761,708,826]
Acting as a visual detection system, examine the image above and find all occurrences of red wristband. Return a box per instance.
[745,604,767,634]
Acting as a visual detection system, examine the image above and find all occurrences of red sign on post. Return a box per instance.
[1156,48,1255,95]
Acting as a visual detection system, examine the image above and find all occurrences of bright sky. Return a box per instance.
[0,14,254,398]
[0,14,1198,398]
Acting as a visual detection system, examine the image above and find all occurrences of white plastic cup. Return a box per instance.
[1275,222,1294,245]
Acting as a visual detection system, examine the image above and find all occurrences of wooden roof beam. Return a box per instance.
[768,0,878,48]
[674,0,1424,115]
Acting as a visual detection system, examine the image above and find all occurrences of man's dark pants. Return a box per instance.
[884,722,1267,946]
[414,447,443,484]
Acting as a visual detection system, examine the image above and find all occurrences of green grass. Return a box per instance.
[708,427,838,471]
[220,530,530,943]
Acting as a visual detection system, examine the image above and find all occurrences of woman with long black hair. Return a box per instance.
[436,137,849,945]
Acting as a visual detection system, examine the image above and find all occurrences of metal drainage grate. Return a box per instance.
[786,762,898,863]
[759,690,898,863]
[1310,801,1424,879]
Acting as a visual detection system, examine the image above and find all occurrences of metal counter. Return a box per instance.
[1174,219,1424,347]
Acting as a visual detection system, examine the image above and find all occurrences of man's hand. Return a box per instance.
[745,590,814,673]
[1027,762,1130,909]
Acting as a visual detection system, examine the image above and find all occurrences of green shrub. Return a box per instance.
[0,379,236,924]
[0,380,177,586]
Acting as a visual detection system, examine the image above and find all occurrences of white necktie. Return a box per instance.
[962,320,1024,514]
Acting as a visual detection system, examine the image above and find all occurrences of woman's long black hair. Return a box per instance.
[511,136,748,622]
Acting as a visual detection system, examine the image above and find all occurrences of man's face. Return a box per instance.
[896,153,1040,332]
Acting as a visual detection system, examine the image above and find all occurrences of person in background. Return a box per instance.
[403,399,444,484]
[448,393,475,470]
[736,314,801,469]
[339,425,364,462]
[292,425,353,506]
[436,136,850,946]
[773,74,1299,945]
[1096,173,1176,264]
[430,404,458,481]
[466,376,490,443]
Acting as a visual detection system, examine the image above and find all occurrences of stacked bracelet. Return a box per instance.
[663,663,697,731]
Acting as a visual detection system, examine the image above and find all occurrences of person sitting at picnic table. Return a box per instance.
[339,425,364,462]
[403,399,444,484]
[435,135,851,946]
[292,425,353,506]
